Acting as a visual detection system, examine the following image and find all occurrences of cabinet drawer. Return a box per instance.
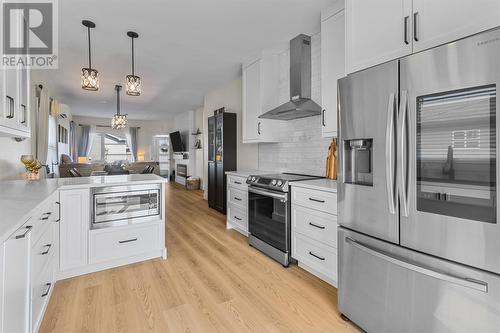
[228,187,247,208]
[291,187,337,215]
[89,223,162,264]
[292,204,337,248]
[227,203,248,232]
[32,257,54,333]
[228,175,248,189]
[30,197,56,244]
[292,232,337,282]
[31,223,56,277]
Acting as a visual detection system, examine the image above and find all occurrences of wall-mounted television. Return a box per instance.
[169,131,185,152]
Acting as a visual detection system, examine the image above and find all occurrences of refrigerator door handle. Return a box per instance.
[345,237,488,293]
[385,93,396,214]
[398,91,409,217]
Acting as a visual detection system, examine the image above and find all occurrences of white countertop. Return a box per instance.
[0,174,166,243]
[290,178,338,193]
[225,170,271,177]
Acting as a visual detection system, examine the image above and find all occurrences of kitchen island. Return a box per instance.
[0,174,167,333]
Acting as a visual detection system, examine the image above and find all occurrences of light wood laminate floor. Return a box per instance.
[39,183,361,333]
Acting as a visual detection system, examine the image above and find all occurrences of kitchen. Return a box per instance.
[0,0,500,332]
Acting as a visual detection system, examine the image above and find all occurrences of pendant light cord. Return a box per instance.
[116,86,121,115]
[87,27,92,69]
[131,37,135,75]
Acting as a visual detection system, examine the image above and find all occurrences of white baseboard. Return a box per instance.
[57,249,166,280]
[297,261,337,287]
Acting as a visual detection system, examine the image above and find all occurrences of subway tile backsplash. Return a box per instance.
[258,117,331,176]
[258,32,332,176]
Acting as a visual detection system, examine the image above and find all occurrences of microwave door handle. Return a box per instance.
[345,237,488,293]
[385,93,396,214]
[398,91,409,217]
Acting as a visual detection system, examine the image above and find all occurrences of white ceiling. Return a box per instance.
[34,0,334,120]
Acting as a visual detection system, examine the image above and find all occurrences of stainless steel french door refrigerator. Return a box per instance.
[338,28,500,333]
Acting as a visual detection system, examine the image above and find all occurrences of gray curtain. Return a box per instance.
[126,127,139,162]
[77,125,95,159]
[69,121,78,162]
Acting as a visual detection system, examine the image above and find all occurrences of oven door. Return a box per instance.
[93,187,160,225]
[400,28,500,274]
[248,186,289,253]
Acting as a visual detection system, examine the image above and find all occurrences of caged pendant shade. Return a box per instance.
[81,20,99,91]
[111,85,128,129]
[126,31,141,96]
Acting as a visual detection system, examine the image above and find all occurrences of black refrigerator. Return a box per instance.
[208,111,237,214]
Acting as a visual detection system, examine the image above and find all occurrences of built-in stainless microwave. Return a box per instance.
[92,184,161,229]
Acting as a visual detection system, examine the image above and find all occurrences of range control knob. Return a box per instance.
[251,177,256,182]
[247,176,252,181]
[277,180,283,186]
[271,179,277,185]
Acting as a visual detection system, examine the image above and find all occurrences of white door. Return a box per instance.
[321,8,345,137]
[346,0,413,73]
[3,224,32,333]
[60,189,89,272]
[413,0,500,52]
[242,59,261,142]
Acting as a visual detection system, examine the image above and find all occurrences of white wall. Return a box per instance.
[202,78,259,193]
[0,137,32,180]
[72,116,173,161]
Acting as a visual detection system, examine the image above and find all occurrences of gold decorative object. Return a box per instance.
[20,155,42,180]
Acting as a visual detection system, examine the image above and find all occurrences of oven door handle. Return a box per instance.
[248,187,288,201]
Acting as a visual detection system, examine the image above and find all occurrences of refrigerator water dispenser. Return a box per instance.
[343,139,373,186]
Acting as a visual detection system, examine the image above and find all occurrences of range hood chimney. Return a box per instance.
[259,34,322,121]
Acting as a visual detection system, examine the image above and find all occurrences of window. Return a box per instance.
[89,133,133,163]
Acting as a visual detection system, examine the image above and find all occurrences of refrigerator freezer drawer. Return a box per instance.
[338,227,500,333]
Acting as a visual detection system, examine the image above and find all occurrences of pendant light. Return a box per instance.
[81,20,99,91]
[111,85,127,129]
[126,31,141,96]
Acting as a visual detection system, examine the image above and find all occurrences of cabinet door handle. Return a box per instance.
[41,212,52,220]
[413,12,419,42]
[257,122,261,135]
[234,197,242,201]
[6,96,14,119]
[403,16,409,45]
[118,238,138,244]
[234,181,242,185]
[309,222,326,230]
[42,283,52,297]
[41,244,52,255]
[234,216,242,221]
[309,251,325,261]
[309,197,325,203]
[322,109,326,126]
[20,104,26,123]
[15,225,32,239]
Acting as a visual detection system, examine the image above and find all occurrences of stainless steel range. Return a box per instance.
[247,173,322,266]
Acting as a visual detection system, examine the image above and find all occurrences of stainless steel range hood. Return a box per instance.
[259,34,322,121]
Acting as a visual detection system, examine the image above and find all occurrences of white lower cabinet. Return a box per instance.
[89,222,162,264]
[226,174,249,235]
[3,222,32,333]
[291,185,338,286]
[59,189,89,272]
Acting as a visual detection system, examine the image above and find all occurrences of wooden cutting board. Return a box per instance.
[325,138,337,180]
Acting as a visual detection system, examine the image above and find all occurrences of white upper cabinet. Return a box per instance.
[346,0,412,73]
[242,56,279,143]
[242,59,261,142]
[346,0,500,73]
[321,3,345,137]
[412,0,500,52]
[0,3,30,138]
